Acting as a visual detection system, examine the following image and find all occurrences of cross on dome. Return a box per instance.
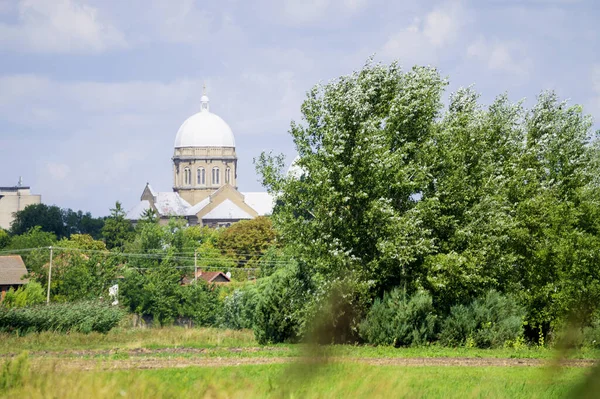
[201,83,209,112]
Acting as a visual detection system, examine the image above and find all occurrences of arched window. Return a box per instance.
[212,167,220,185]
[184,168,191,185]
[225,167,231,184]
[197,167,205,185]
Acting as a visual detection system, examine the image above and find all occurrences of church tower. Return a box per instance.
[172,90,238,205]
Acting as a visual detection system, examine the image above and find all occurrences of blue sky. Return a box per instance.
[0,0,599,216]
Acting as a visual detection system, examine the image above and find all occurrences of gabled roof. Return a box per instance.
[126,200,151,220]
[196,271,231,283]
[241,192,274,216]
[0,255,29,285]
[202,199,253,220]
[186,197,210,216]
[154,192,191,216]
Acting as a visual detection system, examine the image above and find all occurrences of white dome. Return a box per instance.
[287,155,306,179]
[174,96,235,148]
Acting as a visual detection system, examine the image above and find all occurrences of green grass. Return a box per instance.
[1,326,598,361]
[0,361,590,399]
[0,327,256,354]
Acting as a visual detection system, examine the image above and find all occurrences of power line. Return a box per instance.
[0,246,293,267]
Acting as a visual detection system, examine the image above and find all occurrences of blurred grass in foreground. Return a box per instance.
[0,356,588,399]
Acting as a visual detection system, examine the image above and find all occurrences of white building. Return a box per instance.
[127,92,274,227]
[0,181,41,230]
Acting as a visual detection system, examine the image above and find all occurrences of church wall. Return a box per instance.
[173,147,238,206]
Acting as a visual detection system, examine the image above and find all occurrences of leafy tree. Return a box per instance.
[102,202,133,250]
[7,227,56,278]
[256,59,600,339]
[10,204,65,238]
[9,204,104,239]
[217,216,278,268]
[41,234,119,302]
[0,229,9,249]
[256,61,446,298]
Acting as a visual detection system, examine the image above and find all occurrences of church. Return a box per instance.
[127,92,274,227]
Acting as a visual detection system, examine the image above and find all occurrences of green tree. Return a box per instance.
[256,61,445,297]
[256,60,600,340]
[7,227,56,278]
[10,204,65,238]
[217,216,278,267]
[0,229,9,249]
[102,202,133,250]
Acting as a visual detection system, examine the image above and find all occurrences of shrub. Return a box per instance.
[253,264,311,344]
[2,282,45,308]
[439,290,524,348]
[0,301,125,335]
[220,287,259,330]
[179,281,222,327]
[359,289,437,347]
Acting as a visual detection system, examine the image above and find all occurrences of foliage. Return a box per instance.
[10,204,104,239]
[0,301,125,334]
[0,351,29,392]
[0,229,9,249]
[220,286,260,330]
[359,288,437,347]
[253,263,312,344]
[6,227,56,277]
[217,216,278,267]
[1,282,45,308]
[256,59,600,338]
[101,202,133,250]
[439,290,525,348]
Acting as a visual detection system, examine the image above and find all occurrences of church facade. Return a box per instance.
[127,93,273,227]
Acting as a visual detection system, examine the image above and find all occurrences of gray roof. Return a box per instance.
[0,255,29,285]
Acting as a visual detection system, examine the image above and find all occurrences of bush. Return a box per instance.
[2,282,45,308]
[179,282,222,327]
[0,301,125,334]
[253,264,311,344]
[359,289,437,347]
[220,287,259,330]
[440,290,524,348]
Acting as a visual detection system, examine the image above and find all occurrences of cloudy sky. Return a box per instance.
[0,0,598,216]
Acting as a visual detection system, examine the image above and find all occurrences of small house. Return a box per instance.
[182,270,231,285]
[0,255,29,300]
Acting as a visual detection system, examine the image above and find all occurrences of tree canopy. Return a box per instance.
[256,60,600,336]
[10,204,104,239]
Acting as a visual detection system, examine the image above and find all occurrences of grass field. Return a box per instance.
[0,327,597,398]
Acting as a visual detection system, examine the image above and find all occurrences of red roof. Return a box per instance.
[195,271,231,283]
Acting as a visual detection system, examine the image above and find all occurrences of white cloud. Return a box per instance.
[46,162,70,181]
[0,0,126,53]
[381,1,466,66]
[467,37,533,78]
[276,0,368,25]
[141,0,214,44]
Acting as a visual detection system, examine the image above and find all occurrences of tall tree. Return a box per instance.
[101,202,133,250]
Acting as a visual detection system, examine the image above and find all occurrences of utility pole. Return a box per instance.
[194,249,198,284]
[46,246,53,304]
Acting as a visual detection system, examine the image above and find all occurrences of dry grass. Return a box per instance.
[0,327,256,354]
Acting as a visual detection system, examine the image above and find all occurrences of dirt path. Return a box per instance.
[28,356,597,370]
